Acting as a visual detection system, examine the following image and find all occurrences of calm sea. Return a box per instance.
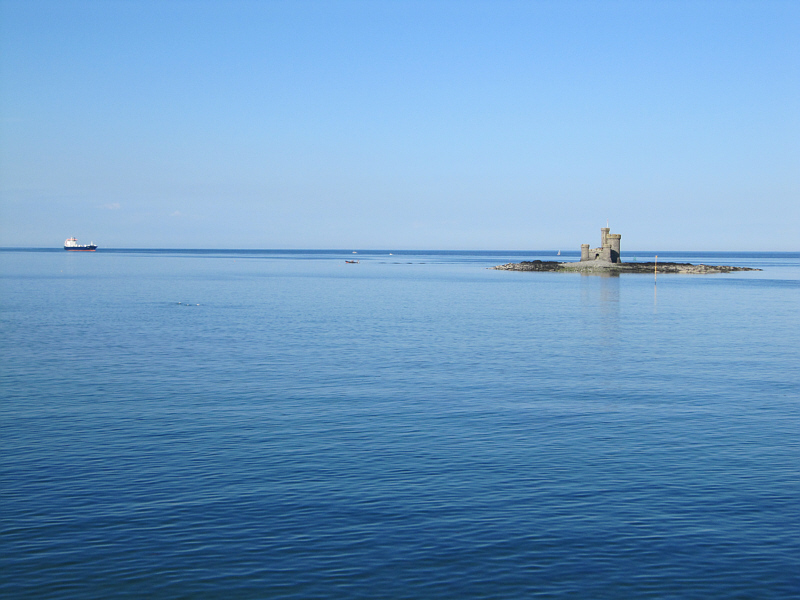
[2,249,799,599]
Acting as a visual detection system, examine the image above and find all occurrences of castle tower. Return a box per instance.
[608,234,621,263]
[600,227,610,248]
[579,226,622,262]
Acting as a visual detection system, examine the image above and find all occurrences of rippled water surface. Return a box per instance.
[2,249,799,599]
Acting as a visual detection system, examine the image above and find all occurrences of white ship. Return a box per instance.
[64,237,97,251]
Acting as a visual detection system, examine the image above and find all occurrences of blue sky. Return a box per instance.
[1,0,798,250]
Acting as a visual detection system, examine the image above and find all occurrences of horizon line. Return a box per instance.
[2,247,798,254]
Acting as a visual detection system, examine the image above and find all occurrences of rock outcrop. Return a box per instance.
[493,260,760,274]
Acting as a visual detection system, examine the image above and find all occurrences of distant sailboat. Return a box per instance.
[557,250,561,256]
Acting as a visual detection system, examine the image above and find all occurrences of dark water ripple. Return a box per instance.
[1,250,799,598]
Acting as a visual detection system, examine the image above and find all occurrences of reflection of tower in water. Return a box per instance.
[598,276,620,356]
[579,271,620,353]
[600,273,620,304]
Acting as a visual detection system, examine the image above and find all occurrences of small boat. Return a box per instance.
[345,260,359,264]
[64,237,97,251]
[557,250,561,256]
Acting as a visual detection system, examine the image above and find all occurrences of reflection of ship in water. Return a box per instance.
[64,237,97,251]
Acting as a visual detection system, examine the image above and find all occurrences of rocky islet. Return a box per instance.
[493,260,760,274]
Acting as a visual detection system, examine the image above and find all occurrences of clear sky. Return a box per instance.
[1,0,798,250]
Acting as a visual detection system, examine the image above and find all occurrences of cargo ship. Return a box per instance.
[64,237,97,251]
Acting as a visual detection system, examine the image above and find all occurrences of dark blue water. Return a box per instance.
[2,249,799,599]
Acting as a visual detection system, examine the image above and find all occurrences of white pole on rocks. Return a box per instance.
[655,255,658,284]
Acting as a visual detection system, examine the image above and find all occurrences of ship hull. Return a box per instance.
[64,246,97,251]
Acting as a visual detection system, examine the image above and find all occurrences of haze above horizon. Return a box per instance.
[1,0,798,251]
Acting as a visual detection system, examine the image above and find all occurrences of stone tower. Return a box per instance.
[580,227,622,263]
